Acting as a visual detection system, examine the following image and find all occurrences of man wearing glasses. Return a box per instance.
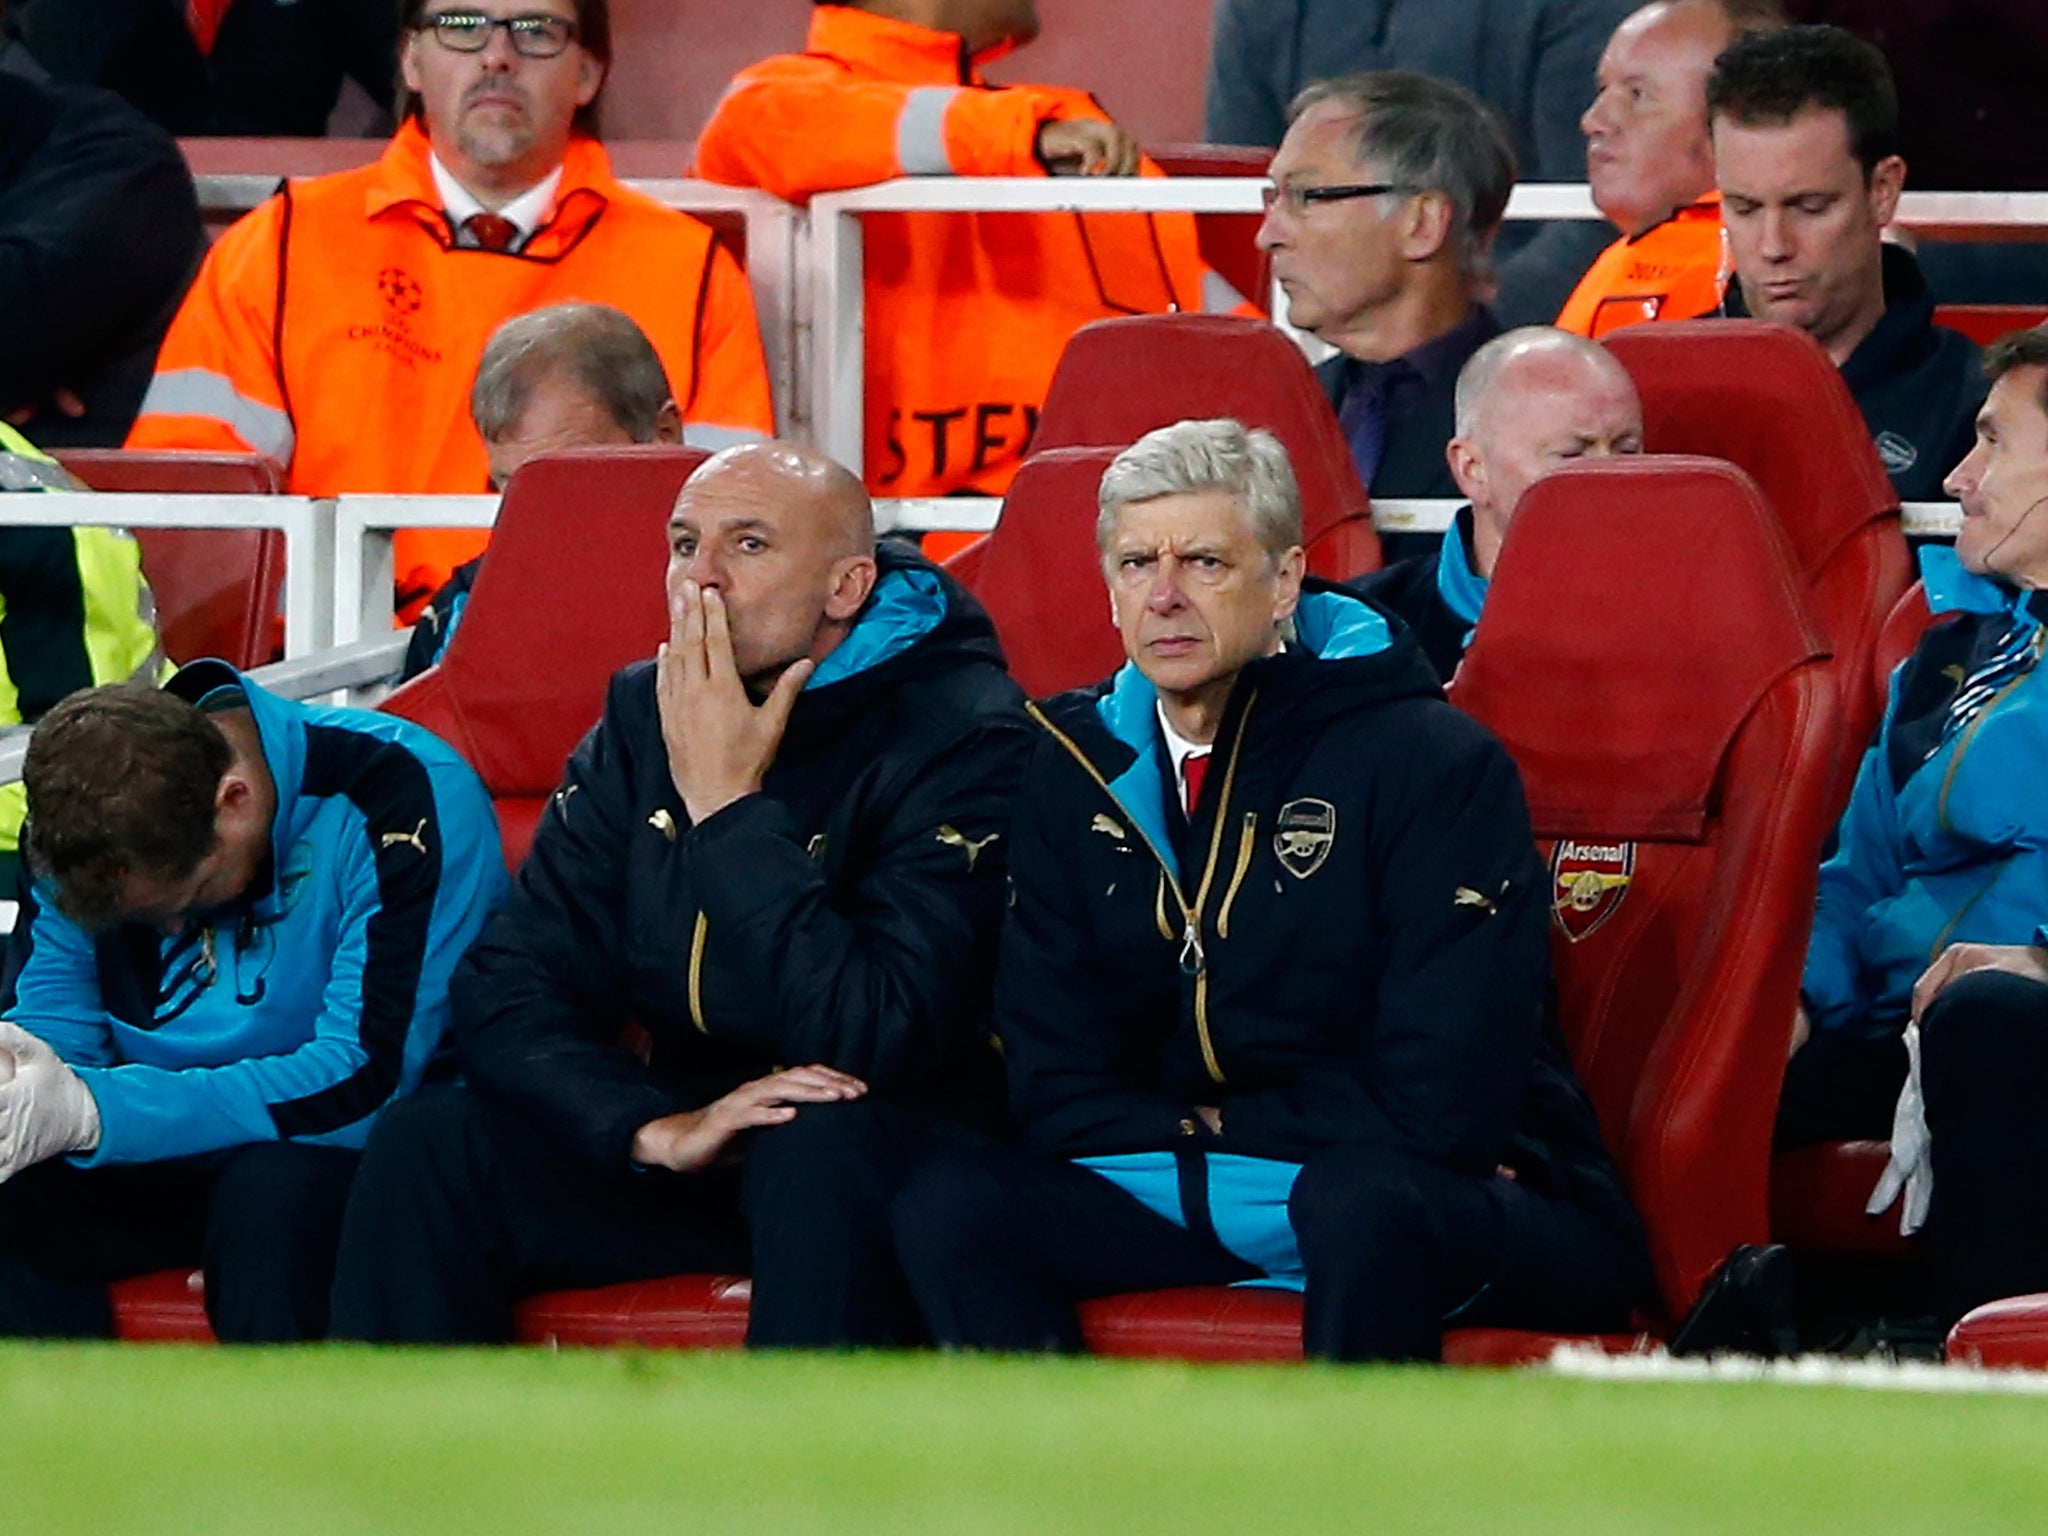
[1258,71,1516,562]
[0,660,506,1340]
[128,0,774,621]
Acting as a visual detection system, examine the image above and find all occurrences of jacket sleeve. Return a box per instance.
[681,237,775,445]
[998,750,1202,1155]
[0,86,202,419]
[674,719,1033,1085]
[1802,704,1907,1033]
[454,679,686,1172]
[692,63,1076,201]
[1201,0,1291,148]
[0,882,121,1070]
[24,764,506,1165]
[124,193,297,468]
[1223,712,1555,1173]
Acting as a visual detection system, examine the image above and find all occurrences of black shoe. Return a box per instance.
[1669,1243,1799,1359]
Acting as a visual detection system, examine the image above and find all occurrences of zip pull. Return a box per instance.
[1179,916,1205,976]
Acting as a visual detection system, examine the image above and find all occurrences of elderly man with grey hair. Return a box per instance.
[1258,71,1517,561]
[889,417,1647,1362]
[401,301,683,679]
[1355,326,1644,681]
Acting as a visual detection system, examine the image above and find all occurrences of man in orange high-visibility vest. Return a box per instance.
[695,0,1249,521]
[129,0,773,619]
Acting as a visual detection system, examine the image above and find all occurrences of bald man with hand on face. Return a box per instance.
[1353,327,1645,681]
[330,441,1034,1349]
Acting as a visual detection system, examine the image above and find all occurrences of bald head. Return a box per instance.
[1448,328,1645,573]
[1584,0,1751,234]
[684,441,874,558]
[667,440,879,689]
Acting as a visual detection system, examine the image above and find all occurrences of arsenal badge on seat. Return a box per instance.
[1549,838,1635,942]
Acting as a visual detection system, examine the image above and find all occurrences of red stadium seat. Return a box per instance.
[946,446,1124,698]
[1946,1293,2048,1368]
[1873,579,1935,714]
[1149,143,1273,316]
[1932,305,2048,349]
[1030,314,1380,581]
[1450,457,1837,1329]
[52,449,286,670]
[1765,580,1938,1262]
[1602,320,1910,814]
[106,1269,214,1343]
[379,445,706,870]
[1768,1141,1914,1258]
[516,1275,752,1349]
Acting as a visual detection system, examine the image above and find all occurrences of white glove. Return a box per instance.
[1866,1021,1931,1236]
[0,1020,102,1184]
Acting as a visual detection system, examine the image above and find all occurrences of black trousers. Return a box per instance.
[0,1142,359,1341]
[890,1140,1647,1362]
[1775,1029,1911,1150]
[328,1084,942,1347]
[1922,969,2048,1325]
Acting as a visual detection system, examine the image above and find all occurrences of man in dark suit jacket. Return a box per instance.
[1257,71,1516,563]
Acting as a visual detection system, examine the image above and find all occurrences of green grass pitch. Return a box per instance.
[7,1344,2048,1535]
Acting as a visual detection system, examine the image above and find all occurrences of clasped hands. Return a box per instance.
[0,1021,100,1183]
[657,579,811,826]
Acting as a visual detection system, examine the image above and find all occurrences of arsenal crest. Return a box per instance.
[1273,798,1336,880]
[1549,838,1636,942]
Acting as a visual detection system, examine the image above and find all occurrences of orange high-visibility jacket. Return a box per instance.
[1556,196,1726,339]
[693,5,1246,500]
[130,121,773,614]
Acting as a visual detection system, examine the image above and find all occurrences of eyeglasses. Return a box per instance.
[421,10,579,58]
[1260,181,1415,217]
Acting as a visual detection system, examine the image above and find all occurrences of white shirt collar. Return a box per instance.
[430,154,563,248]
[1156,703,1210,800]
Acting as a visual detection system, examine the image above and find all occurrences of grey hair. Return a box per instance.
[1289,70,1517,281]
[1096,418,1303,562]
[470,302,675,443]
[1453,326,1630,439]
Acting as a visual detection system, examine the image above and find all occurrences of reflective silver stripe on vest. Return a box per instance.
[681,423,769,453]
[1202,270,1248,314]
[895,87,961,176]
[137,369,296,463]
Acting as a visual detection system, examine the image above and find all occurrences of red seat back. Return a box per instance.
[1872,579,1935,720]
[949,446,1125,699]
[381,445,709,868]
[52,449,286,669]
[1030,315,1380,580]
[1149,143,1273,316]
[1602,321,1910,811]
[1451,457,1838,1319]
[1932,305,2048,348]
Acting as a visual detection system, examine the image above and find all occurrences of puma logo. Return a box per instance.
[648,808,677,842]
[936,825,1000,870]
[1090,812,1127,841]
[380,819,430,855]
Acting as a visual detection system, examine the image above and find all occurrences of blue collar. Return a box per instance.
[1094,662,1181,883]
[1087,590,1393,878]
[807,565,948,689]
[1919,543,2027,619]
[1434,511,1488,631]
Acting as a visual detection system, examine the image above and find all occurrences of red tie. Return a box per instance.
[463,213,520,253]
[186,0,234,55]
[1182,751,1210,819]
